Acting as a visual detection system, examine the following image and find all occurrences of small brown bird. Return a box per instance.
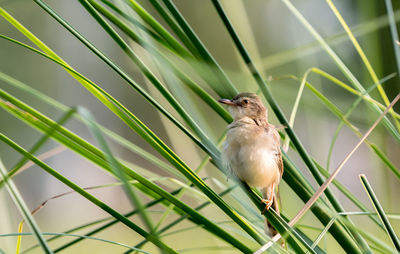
[219,92,283,236]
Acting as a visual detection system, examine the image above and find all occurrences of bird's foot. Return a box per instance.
[261,198,273,214]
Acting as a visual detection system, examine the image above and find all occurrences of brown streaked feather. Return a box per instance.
[276,151,284,177]
[266,123,284,177]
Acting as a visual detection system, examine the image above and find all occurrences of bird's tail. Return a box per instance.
[262,187,279,237]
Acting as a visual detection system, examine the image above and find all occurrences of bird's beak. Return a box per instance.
[218,98,236,106]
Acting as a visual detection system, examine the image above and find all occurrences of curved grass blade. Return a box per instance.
[302,76,400,179]
[360,175,400,252]
[86,0,231,123]
[75,0,220,159]
[151,145,214,233]
[145,0,194,54]
[23,185,184,253]
[28,1,211,156]
[0,232,150,253]
[271,94,400,252]
[278,70,400,179]
[255,154,362,254]
[0,72,181,180]
[100,0,235,116]
[0,93,255,254]
[77,107,156,236]
[262,9,400,70]
[134,0,238,97]
[131,186,285,254]
[0,134,179,254]
[98,0,169,51]
[0,36,229,232]
[242,182,316,254]
[326,0,395,122]
[279,0,400,144]
[0,159,53,254]
[325,73,397,171]
[0,108,75,188]
[313,161,384,231]
[122,0,192,58]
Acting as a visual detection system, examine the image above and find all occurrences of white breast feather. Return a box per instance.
[222,125,279,189]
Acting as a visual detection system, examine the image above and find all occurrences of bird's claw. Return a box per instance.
[261,199,273,214]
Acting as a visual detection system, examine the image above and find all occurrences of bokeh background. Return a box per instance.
[0,0,399,253]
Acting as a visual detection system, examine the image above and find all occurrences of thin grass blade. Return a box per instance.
[0,159,53,254]
[359,174,400,252]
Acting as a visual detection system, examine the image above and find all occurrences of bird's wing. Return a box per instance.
[269,125,284,177]
[275,150,284,177]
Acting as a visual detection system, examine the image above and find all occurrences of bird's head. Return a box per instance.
[218,93,268,122]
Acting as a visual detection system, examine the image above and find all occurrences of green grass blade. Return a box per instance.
[99,0,170,51]
[281,154,362,253]
[325,73,397,171]
[326,1,394,117]
[77,107,156,235]
[0,91,254,254]
[0,133,179,254]
[123,0,192,58]
[146,0,195,54]
[314,161,384,231]
[262,9,400,70]
[103,0,236,107]
[277,72,400,180]
[51,187,183,253]
[295,75,400,179]
[32,0,211,155]
[0,72,181,180]
[384,0,400,81]
[157,0,238,97]
[0,158,53,254]
[132,186,283,254]
[76,0,220,159]
[0,108,75,188]
[10,3,267,241]
[0,232,150,254]
[360,174,400,252]
[279,0,400,144]
[86,0,232,123]
[0,35,227,228]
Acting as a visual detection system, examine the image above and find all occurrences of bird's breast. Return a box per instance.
[222,124,280,188]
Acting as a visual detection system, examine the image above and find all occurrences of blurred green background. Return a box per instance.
[0,0,399,253]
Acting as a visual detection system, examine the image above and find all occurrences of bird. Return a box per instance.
[218,92,283,236]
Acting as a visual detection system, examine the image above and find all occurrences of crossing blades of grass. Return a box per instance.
[77,107,156,237]
[0,159,53,254]
[280,0,400,144]
[360,174,400,252]
[0,90,255,253]
[0,108,75,188]
[155,0,238,97]
[260,93,400,252]
[326,0,400,131]
[0,232,150,253]
[0,134,179,253]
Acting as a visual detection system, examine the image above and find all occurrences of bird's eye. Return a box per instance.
[243,99,248,104]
